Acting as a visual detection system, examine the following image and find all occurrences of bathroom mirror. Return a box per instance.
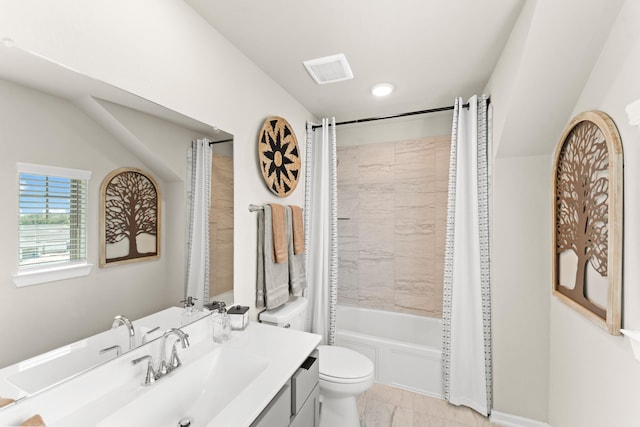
[0,45,234,404]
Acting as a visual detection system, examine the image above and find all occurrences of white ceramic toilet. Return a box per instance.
[316,344,374,426]
[260,297,374,427]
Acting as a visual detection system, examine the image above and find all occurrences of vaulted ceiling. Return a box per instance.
[186,0,525,121]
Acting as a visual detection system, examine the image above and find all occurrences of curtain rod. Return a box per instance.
[311,98,492,130]
[208,138,233,145]
[310,104,459,130]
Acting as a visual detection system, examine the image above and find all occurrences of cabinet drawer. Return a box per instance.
[291,351,319,415]
[251,381,291,427]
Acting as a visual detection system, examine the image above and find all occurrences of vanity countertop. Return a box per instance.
[197,321,322,426]
[0,319,321,427]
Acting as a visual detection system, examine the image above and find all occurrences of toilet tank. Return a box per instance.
[260,297,308,331]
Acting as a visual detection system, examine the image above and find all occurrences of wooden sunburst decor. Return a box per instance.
[258,116,301,197]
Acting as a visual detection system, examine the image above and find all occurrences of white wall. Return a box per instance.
[488,0,621,158]
[485,0,624,423]
[548,1,640,425]
[336,111,453,147]
[0,0,316,360]
[492,154,551,422]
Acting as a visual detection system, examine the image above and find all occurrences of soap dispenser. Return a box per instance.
[222,304,231,341]
[212,302,231,343]
[180,296,198,326]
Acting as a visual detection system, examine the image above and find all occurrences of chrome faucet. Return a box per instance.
[131,328,190,386]
[158,328,190,376]
[112,315,136,350]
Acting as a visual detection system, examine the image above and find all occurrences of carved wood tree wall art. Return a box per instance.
[100,168,161,267]
[553,111,622,335]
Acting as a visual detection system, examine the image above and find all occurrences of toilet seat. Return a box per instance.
[318,345,374,384]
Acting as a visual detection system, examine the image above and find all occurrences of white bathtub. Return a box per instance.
[335,305,444,398]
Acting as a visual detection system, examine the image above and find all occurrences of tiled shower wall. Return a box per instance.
[337,136,451,318]
[209,154,234,299]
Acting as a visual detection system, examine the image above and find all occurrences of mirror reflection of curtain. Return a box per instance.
[186,139,213,309]
[305,118,338,345]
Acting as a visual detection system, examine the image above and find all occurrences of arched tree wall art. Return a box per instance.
[553,111,622,335]
[100,168,161,267]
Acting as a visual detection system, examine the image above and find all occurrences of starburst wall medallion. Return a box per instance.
[258,116,301,197]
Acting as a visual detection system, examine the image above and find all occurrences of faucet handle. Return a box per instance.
[141,326,160,344]
[182,332,191,348]
[99,345,122,357]
[132,355,157,386]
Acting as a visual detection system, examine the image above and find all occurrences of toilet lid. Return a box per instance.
[318,345,374,382]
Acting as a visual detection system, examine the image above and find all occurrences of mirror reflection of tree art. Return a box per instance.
[553,111,622,335]
[100,168,161,267]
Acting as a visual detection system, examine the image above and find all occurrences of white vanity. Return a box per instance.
[0,312,321,427]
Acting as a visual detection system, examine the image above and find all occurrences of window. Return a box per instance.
[15,163,92,286]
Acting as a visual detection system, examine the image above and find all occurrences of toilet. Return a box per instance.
[260,297,374,427]
[316,344,374,426]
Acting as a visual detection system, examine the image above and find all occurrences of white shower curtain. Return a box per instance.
[304,118,338,345]
[185,139,212,310]
[442,95,492,416]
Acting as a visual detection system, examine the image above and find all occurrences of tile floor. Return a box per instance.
[357,383,503,427]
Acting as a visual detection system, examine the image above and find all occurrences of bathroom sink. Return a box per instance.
[97,345,269,427]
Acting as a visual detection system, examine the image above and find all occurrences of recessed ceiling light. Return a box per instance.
[371,83,394,97]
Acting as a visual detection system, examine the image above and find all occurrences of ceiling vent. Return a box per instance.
[303,53,353,85]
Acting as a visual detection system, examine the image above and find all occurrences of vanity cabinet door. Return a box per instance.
[290,383,319,427]
[250,381,291,427]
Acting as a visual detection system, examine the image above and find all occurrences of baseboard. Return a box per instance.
[490,410,550,427]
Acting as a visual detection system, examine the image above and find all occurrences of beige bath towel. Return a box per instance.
[286,206,306,295]
[270,203,288,263]
[0,397,15,408]
[256,205,290,310]
[20,414,45,426]
[290,205,304,255]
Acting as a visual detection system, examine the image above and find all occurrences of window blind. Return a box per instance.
[18,171,88,269]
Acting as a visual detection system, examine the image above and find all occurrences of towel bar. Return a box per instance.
[250,204,307,213]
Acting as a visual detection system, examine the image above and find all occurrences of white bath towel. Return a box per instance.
[286,206,306,295]
[256,205,290,310]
